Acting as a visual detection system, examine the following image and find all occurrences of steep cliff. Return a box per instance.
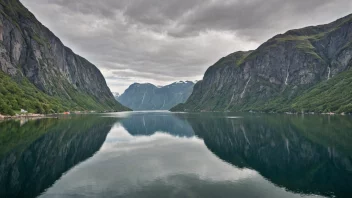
[0,0,130,114]
[172,14,352,113]
[118,81,194,110]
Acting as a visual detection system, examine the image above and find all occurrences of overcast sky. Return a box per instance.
[20,0,352,93]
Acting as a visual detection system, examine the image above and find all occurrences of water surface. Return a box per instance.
[0,112,351,198]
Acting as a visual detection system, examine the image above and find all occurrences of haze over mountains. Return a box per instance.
[118,81,194,111]
[172,14,352,114]
[112,92,120,101]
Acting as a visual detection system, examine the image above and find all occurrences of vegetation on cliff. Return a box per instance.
[0,0,130,115]
[171,14,352,114]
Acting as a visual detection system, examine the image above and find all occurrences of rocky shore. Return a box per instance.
[0,113,57,120]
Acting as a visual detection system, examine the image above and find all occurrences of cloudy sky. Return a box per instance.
[21,0,352,93]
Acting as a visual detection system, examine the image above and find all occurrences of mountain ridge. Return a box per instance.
[171,13,352,113]
[0,0,130,115]
[118,81,195,110]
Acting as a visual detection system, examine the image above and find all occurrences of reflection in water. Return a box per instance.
[39,124,312,198]
[0,116,117,198]
[121,111,194,137]
[183,113,352,198]
[0,112,351,198]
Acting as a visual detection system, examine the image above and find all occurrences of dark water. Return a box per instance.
[0,112,351,198]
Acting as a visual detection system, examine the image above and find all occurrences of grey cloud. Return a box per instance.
[20,0,352,93]
[44,0,350,39]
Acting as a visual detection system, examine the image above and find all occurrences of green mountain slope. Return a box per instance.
[0,0,130,115]
[0,71,129,115]
[171,13,352,113]
[290,69,352,113]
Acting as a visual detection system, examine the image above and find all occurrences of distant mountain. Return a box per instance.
[172,14,352,114]
[118,81,195,110]
[0,0,130,115]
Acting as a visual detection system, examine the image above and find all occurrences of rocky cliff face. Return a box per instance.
[172,14,352,113]
[0,0,129,112]
[118,81,194,110]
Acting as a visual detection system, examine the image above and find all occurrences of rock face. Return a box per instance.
[118,81,194,110]
[172,14,352,113]
[0,0,129,112]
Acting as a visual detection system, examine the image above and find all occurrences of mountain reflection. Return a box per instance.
[0,116,117,198]
[1,112,351,198]
[182,113,352,198]
[121,112,194,137]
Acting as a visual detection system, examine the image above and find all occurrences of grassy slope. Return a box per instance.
[210,69,352,114]
[0,0,130,115]
[0,71,129,115]
[0,71,68,115]
[290,69,352,113]
[172,15,352,113]
[238,67,352,113]
[244,16,352,113]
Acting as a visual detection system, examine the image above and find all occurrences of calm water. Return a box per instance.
[0,112,351,198]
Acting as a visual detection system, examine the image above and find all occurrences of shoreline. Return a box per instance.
[1,110,350,120]
[0,113,59,120]
[171,110,351,116]
[0,111,129,120]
